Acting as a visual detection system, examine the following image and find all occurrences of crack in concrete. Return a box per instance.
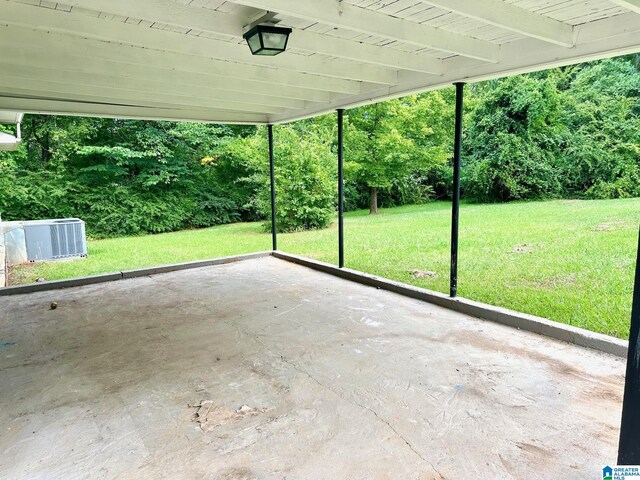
[279,355,443,479]
[226,320,443,478]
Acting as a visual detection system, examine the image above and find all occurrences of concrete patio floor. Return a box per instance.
[0,256,625,479]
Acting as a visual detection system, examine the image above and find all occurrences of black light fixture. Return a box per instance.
[243,24,292,56]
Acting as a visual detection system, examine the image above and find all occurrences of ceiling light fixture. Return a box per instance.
[243,24,292,56]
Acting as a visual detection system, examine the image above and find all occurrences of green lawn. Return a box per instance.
[10,198,639,339]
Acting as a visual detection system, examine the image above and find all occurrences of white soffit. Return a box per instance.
[0,131,20,151]
[0,0,638,124]
[0,111,23,124]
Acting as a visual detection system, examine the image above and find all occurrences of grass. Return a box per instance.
[10,198,639,339]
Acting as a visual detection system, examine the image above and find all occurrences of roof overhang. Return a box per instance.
[0,0,639,125]
[0,111,22,151]
[0,111,23,124]
[0,131,20,151]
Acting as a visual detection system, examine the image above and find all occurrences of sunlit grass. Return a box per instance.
[10,198,639,339]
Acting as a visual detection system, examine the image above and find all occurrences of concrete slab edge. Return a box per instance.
[0,251,272,296]
[119,251,272,279]
[272,251,628,358]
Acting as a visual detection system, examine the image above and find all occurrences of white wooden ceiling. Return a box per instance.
[0,0,639,124]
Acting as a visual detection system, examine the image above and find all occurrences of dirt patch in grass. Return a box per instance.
[408,269,438,279]
[592,221,627,232]
[531,273,577,289]
[7,264,39,286]
[512,244,534,254]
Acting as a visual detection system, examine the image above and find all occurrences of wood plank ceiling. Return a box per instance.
[0,0,638,124]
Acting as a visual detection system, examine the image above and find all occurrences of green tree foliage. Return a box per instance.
[212,122,336,233]
[463,76,565,202]
[463,57,639,202]
[559,59,640,199]
[345,91,454,213]
[0,117,249,237]
[269,123,337,232]
[0,56,637,236]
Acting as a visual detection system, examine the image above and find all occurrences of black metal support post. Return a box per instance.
[268,124,277,251]
[618,226,640,464]
[450,82,465,298]
[337,108,345,268]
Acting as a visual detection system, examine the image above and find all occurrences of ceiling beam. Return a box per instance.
[0,25,358,97]
[0,48,323,104]
[0,66,307,110]
[225,0,500,62]
[418,0,575,47]
[62,0,444,75]
[269,12,640,124]
[609,0,640,14]
[2,1,398,85]
[0,82,289,115]
[0,98,268,124]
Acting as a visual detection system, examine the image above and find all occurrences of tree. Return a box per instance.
[0,117,246,237]
[462,57,640,202]
[345,92,454,213]
[558,58,640,199]
[213,121,337,233]
[1,57,638,237]
[463,75,565,202]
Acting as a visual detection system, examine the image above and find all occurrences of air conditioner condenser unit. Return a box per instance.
[23,218,88,262]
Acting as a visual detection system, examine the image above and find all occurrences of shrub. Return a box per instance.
[269,126,336,232]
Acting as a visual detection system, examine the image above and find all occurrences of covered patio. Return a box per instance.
[0,255,626,478]
[1,0,640,476]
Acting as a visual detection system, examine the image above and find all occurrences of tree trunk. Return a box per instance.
[369,187,378,214]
